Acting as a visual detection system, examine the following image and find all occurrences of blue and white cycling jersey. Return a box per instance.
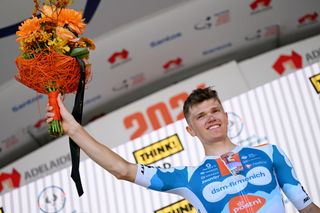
[135,144,312,213]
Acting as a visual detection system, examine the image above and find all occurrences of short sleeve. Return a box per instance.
[272,145,312,210]
[134,164,158,188]
[134,164,189,192]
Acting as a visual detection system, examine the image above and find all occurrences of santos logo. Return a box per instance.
[202,167,271,202]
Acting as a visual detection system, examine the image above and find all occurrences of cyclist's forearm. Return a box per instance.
[68,124,137,182]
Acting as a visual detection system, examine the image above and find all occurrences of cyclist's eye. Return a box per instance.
[212,109,219,113]
[196,114,204,119]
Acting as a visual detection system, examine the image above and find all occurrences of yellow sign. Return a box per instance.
[309,73,320,94]
[155,199,196,213]
[0,207,3,213]
[133,134,183,165]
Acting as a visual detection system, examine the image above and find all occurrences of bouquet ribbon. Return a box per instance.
[70,57,86,196]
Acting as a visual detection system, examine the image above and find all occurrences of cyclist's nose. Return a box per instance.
[207,114,216,122]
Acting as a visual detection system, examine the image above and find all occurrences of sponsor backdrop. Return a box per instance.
[0,60,319,212]
[239,34,320,89]
[1,0,320,167]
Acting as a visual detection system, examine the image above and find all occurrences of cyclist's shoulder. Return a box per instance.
[241,142,273,151]
[248,142,282,151]
[240,142,281,158]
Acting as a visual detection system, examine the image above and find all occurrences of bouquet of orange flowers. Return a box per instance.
[15,0,95,137]
[15,0,96,196]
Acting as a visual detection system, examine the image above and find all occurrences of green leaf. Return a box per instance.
[70,47,89,58]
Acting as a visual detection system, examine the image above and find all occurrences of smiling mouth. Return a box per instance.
[207,124,221,130]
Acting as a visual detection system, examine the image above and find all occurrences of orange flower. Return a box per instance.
[41,5,57,18]
[56,26,77,41]
[16,16,40,42]
[57,8,86,35]
[16,0,94,59]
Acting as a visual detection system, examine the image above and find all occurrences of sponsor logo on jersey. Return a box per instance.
[220,152,244,175]
[245,164,252,169]
[304,196,311,203]
[154,199,196,213]
[301,186,311,203]
[133,134,183,165]
[229,195,266,213]
[202,166,272,202]
[200,163,220,184]
[309,73,320,94]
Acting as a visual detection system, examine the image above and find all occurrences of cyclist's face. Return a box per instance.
[186,99,228,144]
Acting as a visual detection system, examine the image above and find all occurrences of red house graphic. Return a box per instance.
[108,49,129,64]
[163,58,182,70]
[0,168,21,192]
[250,0,271,10]
[298,12,318,24]
[272,51,303,75]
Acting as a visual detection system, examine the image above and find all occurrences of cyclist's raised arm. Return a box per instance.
[46,94,137,182]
